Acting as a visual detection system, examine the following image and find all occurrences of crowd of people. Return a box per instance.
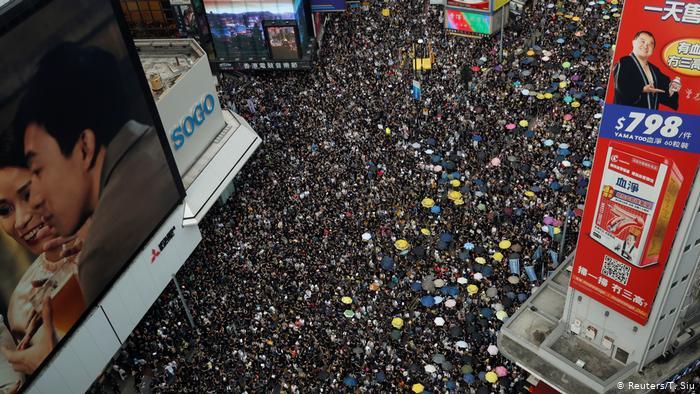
[92,0,623,392]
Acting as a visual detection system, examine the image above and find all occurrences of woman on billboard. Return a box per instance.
[613,31,681,110]
[0,135,88,388]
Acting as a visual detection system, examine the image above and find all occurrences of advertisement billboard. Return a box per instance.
[570,0,700,325]
[0,0,182,390]
[310,0,346,13]
[203,0,295,59]
[446,7,491,36]
[447,0,489,11]
[264,20,301,60]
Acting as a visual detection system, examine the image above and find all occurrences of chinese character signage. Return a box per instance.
[571,0,700,325]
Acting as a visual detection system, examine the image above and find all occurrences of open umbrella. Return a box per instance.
[395,239,409,250]
[431,205,441,214]
[451,179,461,187]
[562,61,571,69]
[492,252,504,262]
[434,278,446,288]
[421,198,435,208]
[434,317,446,326]
[487,344,499,356]
[381,256,394,270]
[425,364,437,373]
[505,123,516,130]
[341,296,353,304]
[344,376,358,387]
[445,299,457,308]
[392,317,404,329]
[496,310,509,321]
[421,295,435,307]
[457,277,468,284]
[464,242,475,250]
[481,308,494,318]
[456,340,469,349]
[485,371,498,383]
[474,272,484,281]
[543,139,554,146]
[467,284,479,295]
[344,310,355,318]
[412,383,425,393]
[475,257,487,265]
[499,240,511,249]
[411,281,422,292]
[477,203,486,211]
[519,120,529,127]
[495,366,508,377]
[362,232,371,241]
[391,329,402,340]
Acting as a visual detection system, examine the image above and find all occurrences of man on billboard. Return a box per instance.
[12,42,178,307]
[613,31,681,110]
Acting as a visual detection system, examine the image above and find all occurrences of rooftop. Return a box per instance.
[134,39,204,101]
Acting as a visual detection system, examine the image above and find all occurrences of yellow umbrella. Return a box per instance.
[454,198,465,206]
[526,50,535,56]
[450,179,461,187]
[524,191,535,197]
[564,14,573,19]
[496,310,508,321]
[493,252,504,262]
[559,81,567,88]
[467,284,479,295]
[536,93,545,100]
[485,371,498,383]
[421,228,431,235]
[571,101,581,108]
[519,120,529,127]
[475,257,487,265]
[392,317,404,329]
[395,239,409,251]
[412,383,425,393]
[544,93,553,99]
[385,127,391,135]
[572,16,581,22]
[448,190,462,200]
[381,8,390,16]
[421,198,435,208]
[499,240,512,250]
[553,227,562,235]
[341,296,353,304]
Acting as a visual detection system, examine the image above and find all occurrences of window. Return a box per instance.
[649,343,655,350]
[671,281,678,288]
[682,274,689,282]
[660,314,666,321]
[658,337,665,344]
[615,347,629,364]
[670,308,676,315]
[684,244,691,252]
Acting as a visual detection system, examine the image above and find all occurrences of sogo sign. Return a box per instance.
[171,93,216,150]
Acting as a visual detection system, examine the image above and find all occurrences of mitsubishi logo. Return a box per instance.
[151,249,161,263]
[151,226,175,264]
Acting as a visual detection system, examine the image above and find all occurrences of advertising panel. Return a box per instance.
[570,0,700,325]
[446,7,491,36]
[492,0,509,11]
[447,0,489,11]
[0,0,182,390]
[264,21,301,60]
[310,0,346,13]
[203,0,295,59]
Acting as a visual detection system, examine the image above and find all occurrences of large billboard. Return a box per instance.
[446,7,491,36]
[0,0,182,390]
[570,0,700,325]
[204,0,296,59]
[310,0,346,13]
[264,20,301,60]
[447,0,489,11]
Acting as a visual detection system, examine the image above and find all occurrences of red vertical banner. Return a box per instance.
[571,0,700,325]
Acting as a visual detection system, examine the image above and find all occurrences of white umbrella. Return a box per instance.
[434,317,446,326]
[434,165,443,172]
[492,303,504,312]
[562,160,571,167]
[457,277,468,284]
[424,364,437,373]
[456,341,468,348]
[487,344,499,356]
[434,279,446,288]
[425,149,434,155]
[434,296,444,304]
[445,299,457,308]
[412,142,421,149]
[362,232,371,241]
[474,273,483,281]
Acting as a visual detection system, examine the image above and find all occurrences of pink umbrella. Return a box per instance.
[543,216,554,225]
[505,123,516,130]
[563,114,573,121]
[552,219,563,227]
[494,366,508,377]
[491,157,502,166]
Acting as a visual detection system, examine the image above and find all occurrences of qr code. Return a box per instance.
[602,255,631,285]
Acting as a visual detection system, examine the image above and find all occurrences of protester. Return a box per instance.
[93,1,622,392]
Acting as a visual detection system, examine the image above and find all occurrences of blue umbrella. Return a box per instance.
[532,186,541,193]
[518,293,529,302]
[472,135,482,142]
[550,181,561,190]
[344,376,358,387]
[426,137,437,146]
[437,241,448,250]
[481,308,494,318]
[381,256,394,270]
[445,285,459,296]
[474,179,484,185]
[525,130,535,138]
[543,139,554,146]
[375,371,386,382]
[431,154,442,163]
[558,148,571,156]
[582,160,592,167]
[431,205,441,214]
[451,171,461,178]
[556,38,566,44]
[447,380,457,390]
[459,250,469,261]
[464,242,475,250]
[482,266,494,277]
[478,371,486,381]
[421,295,435,307]
[411,281,423,292]
[463,373,475,384]
[440,233,453,243]
[564,95,573,103]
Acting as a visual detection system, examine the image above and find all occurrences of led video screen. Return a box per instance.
[447,0,489,11]
[204,0,296,59]
[0,0,182,390]
[446,8,491,35]
[265,24,300,59]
